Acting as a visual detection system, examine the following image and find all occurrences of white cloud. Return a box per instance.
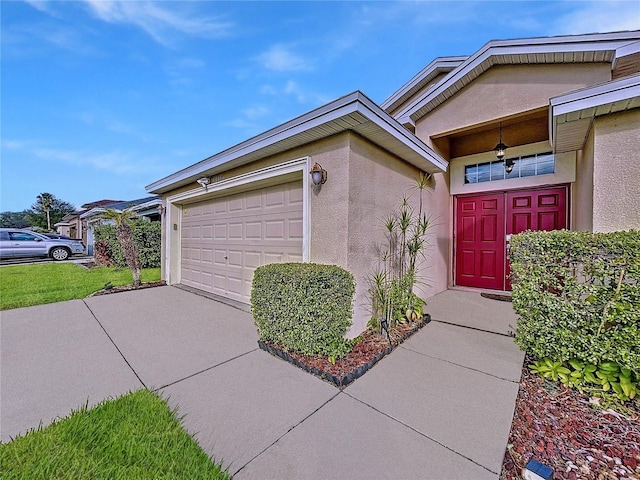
[2,139,161,176]
[551,1,640,35]
[256,44,313,72]
[242,105,271,121]
[282,80,332,105]
[80,0,233,46]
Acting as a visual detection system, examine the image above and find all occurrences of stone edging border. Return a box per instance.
[258,313,432,389]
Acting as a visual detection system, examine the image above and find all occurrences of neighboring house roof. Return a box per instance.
[146,91,448,195]
[80,196,161,220]
[393,30,640,126]
[550,73,640,152]
[80,199,123,209]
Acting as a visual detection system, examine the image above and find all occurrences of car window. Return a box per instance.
[9,232,42,242]
[0,231,9,241]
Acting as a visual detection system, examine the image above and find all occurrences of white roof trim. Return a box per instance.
[396,31,640,123]
[612,40,640,69]
[146,91,447,194]
[381,56,468,112]
[550,73,640,150]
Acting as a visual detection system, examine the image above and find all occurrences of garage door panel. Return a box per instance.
[289,219,303,239]
[228,222,243,239]
[265,189,286,207]
[181,181,303,303]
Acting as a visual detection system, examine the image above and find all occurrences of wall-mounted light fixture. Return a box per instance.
[310,163,327,186]
[196,177,210,189]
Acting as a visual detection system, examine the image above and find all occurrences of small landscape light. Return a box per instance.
[379,318,392,348]
[523,458,554,480]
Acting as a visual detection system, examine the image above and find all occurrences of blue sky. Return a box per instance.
[2,1,639,213]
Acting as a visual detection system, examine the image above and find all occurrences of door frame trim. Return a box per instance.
[452,183,570,291]
[164,157,311,286]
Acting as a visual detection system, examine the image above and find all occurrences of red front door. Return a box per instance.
[455,193,505,290]
[455,186,567,290]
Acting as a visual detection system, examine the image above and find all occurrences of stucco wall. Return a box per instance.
[592,109,640,232]
[573,129,595,231]
[336,133,449,335]
[416,63,611,146]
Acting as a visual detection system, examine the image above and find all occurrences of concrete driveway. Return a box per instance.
[1,286,525,479]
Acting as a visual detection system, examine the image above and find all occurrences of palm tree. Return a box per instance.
[99,208,142,288]
[36,193,54,230]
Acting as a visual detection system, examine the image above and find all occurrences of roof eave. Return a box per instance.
[147,91,447,195]
[397,31,640,123]
[550,74,640,151]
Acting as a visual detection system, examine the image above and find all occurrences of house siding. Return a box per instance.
[415,63,611,151]
[592,109,640,232]
[573,128,595,232]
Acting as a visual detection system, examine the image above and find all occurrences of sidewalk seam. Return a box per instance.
[399,345,522,384]
[82,299,147,389]
[344,391,499,476]
[430,318,515,338]
[155,348,259,391]
[232,391,342,477]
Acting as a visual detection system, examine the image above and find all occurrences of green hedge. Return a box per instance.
[510,230,639,374]
[251,263,355,359]
[94,220,161,269]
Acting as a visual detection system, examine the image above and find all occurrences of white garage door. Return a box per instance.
[180,181,303,303]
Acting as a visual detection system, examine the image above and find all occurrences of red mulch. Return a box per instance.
[501,359,640,479]
[264,319,426,379]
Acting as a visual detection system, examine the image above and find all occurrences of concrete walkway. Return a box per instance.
[1,286,525,479]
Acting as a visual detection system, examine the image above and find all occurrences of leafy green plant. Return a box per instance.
[368,174,432,330]
[251,263,355,359]
[530,357,638,403]
[510,230,639,375]
[530,358,571,382]
[95,219,161,269]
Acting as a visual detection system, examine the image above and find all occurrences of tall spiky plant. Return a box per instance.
[99,208,142,288]
[368,174,433,329]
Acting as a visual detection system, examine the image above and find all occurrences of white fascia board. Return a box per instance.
[397,32,640,122]
[550,74,640,116]
[549,74,640,146]
[612,40,640,69]
[381,56,468,111]
[146,91,364,193]
[147,91,446,194]
[356,94,448,172]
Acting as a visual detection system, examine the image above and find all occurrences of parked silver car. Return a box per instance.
[0,228,85,261]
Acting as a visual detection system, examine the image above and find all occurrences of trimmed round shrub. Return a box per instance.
[251,263,355,359]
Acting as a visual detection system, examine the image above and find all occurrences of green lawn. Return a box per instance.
[0,389,230,480]
[0,263,161,310]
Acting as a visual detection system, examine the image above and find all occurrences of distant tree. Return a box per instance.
[99,208,142,288]
[0,210,32,228]
[29,193,75,231]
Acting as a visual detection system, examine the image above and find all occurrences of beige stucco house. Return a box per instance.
[147,31,640,335]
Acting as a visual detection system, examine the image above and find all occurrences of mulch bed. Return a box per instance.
[86,281,166,297]
[259,314,431,388]
[501,358,640,479]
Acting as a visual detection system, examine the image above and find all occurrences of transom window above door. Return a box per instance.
[465,152,555,184]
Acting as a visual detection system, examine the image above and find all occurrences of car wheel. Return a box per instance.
[50,247,70,261]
